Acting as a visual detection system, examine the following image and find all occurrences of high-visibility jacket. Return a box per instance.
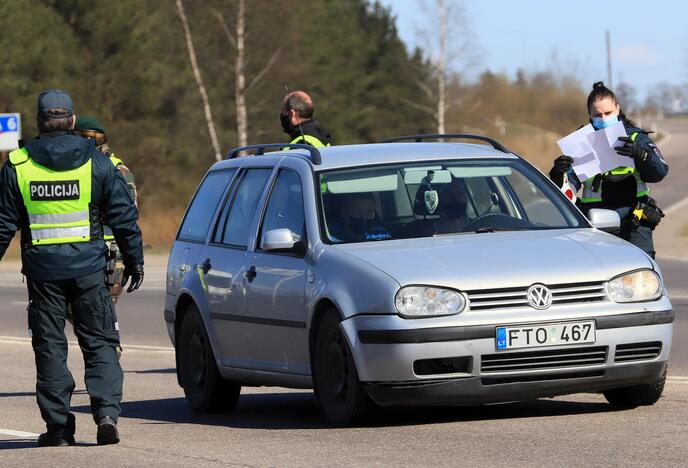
[109,153,124,167]
[289,134,330,148]
[9,147,92,245]
[103,153,124,241]
[580,132,649,204]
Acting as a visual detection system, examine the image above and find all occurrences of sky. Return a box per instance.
[380,0,687,101]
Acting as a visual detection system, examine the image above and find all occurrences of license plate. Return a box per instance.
[495,320,596,350]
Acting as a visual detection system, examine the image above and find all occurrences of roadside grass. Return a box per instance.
[500,123,561,173]
[138,206,185,249]
[475,122,561,173]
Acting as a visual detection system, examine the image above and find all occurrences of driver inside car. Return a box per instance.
[328,193,391,243]
[436,177,469,233]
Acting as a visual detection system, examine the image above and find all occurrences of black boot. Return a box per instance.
[96,416,119,445]
[37,413,76,447]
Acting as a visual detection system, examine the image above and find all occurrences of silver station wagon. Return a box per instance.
[165,135,673,425]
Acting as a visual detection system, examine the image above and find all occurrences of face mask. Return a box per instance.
[591,115,618,130]
[280,112,293,134]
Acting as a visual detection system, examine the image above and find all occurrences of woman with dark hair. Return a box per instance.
[549,81,668,258]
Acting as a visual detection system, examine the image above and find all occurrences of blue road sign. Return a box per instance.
[0,113,21,151]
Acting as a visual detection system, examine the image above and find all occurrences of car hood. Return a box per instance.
[333,229,654,290]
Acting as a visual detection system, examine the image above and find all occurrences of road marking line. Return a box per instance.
[0,336,174,353]
[663,195,688,216]
[0,428,39,438]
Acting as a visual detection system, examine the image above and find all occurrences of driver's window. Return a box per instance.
[260,170,306,249]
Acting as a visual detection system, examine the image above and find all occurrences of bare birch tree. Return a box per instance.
[415,0,475,134]
[212,1,281,148]
[176,0,222,161]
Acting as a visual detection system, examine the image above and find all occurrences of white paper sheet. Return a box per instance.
[556,121,631,182]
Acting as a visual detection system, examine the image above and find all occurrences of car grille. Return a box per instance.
[467,281,607,311]
[614,342,662,363]
[480,346,608,373]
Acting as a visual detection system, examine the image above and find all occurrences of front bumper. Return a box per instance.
[340,308,673,405]
[365,361,667,406]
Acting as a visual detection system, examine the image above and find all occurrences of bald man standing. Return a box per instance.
[280,91,333,147]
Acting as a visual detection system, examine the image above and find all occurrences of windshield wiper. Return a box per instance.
[473,227,530,233]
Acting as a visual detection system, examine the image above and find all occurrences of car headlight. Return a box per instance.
[606,270,662,303]
[395,286,466,318]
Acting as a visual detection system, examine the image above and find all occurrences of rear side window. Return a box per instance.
[217,168,272,248]
[178,169,236,242]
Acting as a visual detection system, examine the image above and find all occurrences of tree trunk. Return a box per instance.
[175,0,222,162]
[436,0,446,135]
[235,0,248,148]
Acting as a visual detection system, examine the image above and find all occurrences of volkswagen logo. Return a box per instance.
[527,284,552,310]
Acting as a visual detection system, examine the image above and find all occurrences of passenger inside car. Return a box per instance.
[328,193,391,243]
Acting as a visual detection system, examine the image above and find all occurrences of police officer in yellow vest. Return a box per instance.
[549,82,668,258]
[75,116,136,304]
[0,89,144,446]
[280,90,332,147]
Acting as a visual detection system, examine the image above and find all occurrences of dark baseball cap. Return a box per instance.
[37,89,74,118]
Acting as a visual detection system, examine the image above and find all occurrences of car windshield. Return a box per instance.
[318,159,587,244]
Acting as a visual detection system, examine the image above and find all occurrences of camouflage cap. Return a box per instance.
[75,115,107,134]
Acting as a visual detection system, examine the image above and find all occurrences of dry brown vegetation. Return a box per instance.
[138,205,186,248]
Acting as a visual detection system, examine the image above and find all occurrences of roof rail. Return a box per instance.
[225,143,322,165]
[381,134,509,153]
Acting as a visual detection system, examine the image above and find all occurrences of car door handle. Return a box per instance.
[201,258,212,275]
[245,265,257,282]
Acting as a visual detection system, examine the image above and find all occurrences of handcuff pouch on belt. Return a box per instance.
[622,197,665,232]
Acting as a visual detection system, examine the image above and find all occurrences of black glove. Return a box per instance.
[549,155,574,186]
[554,155,574,172]
[616,135,649,162]
[121,264,144,293]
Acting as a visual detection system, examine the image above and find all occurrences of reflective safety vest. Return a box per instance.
[580,132,649,204]
[109,153,124,167]
[103,153,124,240]
[288,134,330,148]
[9,148,92,245]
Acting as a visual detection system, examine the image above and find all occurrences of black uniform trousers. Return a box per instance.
[27,269,122,431]
[623,226,656,259]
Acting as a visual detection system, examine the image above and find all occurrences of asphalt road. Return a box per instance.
[1,119,687,466]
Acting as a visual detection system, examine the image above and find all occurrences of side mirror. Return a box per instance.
[588,208,620,232]
[262,228,298,251]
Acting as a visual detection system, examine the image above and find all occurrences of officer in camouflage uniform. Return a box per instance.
[75,116,137,305]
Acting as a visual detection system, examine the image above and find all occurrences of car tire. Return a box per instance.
[312,310,373,426]
[179,304,241,413]
[603,366,667,408]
